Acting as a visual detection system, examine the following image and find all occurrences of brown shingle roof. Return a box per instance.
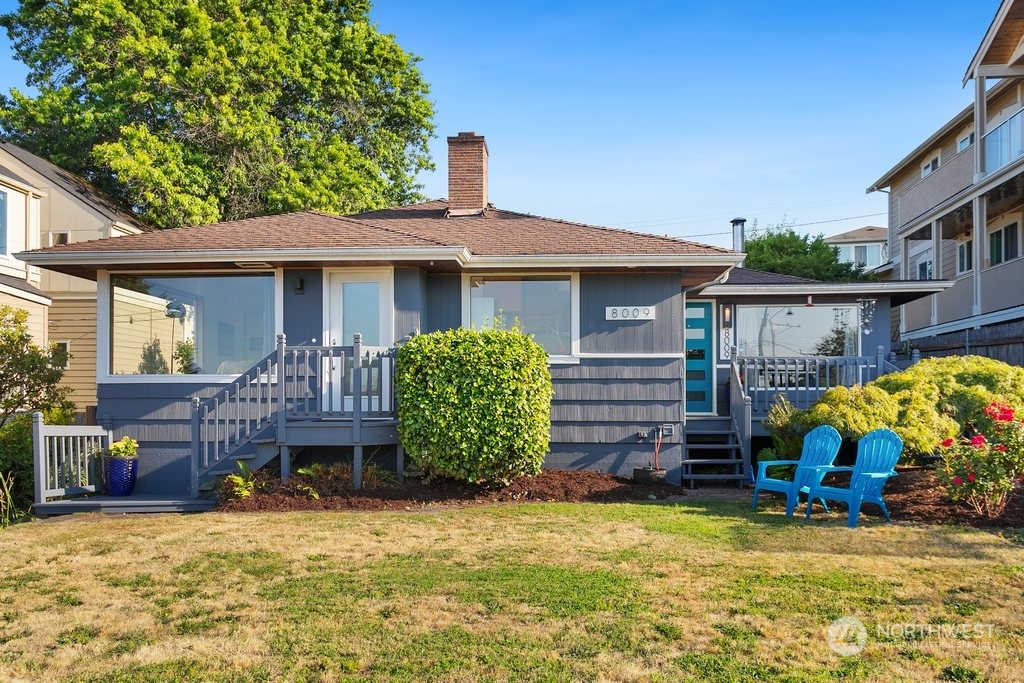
[35,210,447,253]
[719,268,819,286]
[29,201,735,257]
[351,201,733,256]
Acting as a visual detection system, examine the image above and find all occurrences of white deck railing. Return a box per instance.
[32,413,112,506]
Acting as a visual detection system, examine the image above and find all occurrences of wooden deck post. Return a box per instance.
[32,412,45,507]
[352,333,363,489]
[190,397,200,498]
[280,445,291,480]
[352,333,362,445]
[276,334,287,445]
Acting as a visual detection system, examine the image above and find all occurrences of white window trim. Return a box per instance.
[461,271,580,363]
[920,151,941,178]
[956,237,974,276]
[99,268,283,383]
[54,340,70,369]
[986,215,1021,269]
[321,267,394,348]
[956,127,975,153]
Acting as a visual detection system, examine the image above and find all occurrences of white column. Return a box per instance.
[972,196,986,315]
[931,219,942,325]
[974,75,987,181]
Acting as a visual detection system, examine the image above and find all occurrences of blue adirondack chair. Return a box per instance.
[803,427,904,529]
[751,424,842,516]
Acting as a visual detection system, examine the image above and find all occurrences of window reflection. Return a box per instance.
[470,276,571,355]
[734,305,858,357]
[111,274,275,375]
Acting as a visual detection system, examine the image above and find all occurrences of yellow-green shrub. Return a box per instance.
[395,327,553,484]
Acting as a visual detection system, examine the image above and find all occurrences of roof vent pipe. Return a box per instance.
[731,217,747,268]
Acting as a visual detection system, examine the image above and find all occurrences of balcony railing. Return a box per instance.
[984,108,1024,175]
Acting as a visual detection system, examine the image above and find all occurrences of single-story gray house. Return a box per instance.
[20,132,950,512]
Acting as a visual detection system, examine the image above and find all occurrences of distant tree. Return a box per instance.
[0,0,435,228]
[813,323,854,357]
[744,229,870,281]
[138,339,169,375]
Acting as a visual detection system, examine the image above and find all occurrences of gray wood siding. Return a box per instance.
[283,269,323,346]
[424,273,461,332]
[98,382,227,495]
[549,358,683,446]
[579,273,682,354]
[394,268,425,341]
[546,443,682,484]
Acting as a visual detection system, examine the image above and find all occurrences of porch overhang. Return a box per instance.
[963,0,1024,85]
[701,280,954,307]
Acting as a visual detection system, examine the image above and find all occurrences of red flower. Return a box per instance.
[994,444,1008,452]
[970,434,987,448]
[984,402,1015,422]
[940,438,955,448]
[967,473,976,483]
[953,476,964,486]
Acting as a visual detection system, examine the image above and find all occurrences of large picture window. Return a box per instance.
[111,274,275,375]
[469,275,571,355]
[733,305,859,358]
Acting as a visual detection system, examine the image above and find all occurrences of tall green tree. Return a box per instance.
[0,0,435,228]
[744,228,871,281]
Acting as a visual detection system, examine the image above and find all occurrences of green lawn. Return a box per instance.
[1,499,1022,682]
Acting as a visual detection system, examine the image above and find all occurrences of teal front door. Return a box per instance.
[685,302,714,413]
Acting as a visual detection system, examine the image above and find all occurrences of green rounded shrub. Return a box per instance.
[395,327,553,484]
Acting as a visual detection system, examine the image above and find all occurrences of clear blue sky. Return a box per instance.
[0,0,1000,248]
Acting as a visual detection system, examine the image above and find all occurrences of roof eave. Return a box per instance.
[463,253,743,269]
[963,0,1016,85]
[17,246,474,268]
[702,280,954,297]
[867,79,1017,192]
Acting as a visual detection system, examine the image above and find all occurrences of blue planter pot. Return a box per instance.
[104,457,138,496]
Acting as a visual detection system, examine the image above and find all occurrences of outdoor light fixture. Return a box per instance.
[294,277,305,295]
[722,306,732,328]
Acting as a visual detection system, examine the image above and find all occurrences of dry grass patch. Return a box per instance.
[0,501,1022,681]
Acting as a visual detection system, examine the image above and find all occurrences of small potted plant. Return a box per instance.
[104,436,140,496]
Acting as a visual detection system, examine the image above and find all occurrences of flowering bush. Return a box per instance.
[106,436,139,459]
[937,401,1024,518]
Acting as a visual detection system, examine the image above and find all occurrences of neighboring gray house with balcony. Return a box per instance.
[868,0,1024,364]
[20,132,946,513]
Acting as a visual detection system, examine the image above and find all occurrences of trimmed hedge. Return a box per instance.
[395,327,553,484]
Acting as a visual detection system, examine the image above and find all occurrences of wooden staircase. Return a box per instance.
[682,416,750,488]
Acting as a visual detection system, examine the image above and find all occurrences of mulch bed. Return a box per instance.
[218,467,1024,528]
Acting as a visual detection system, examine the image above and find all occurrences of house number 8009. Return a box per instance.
[605,306,655,321]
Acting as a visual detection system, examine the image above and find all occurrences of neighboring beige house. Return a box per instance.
[0,143,146,417]
[824,226,888,272]
[867,0,1024,365]
[0,162,48,341]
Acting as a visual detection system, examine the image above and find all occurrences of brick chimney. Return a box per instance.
[447,132,488,215]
